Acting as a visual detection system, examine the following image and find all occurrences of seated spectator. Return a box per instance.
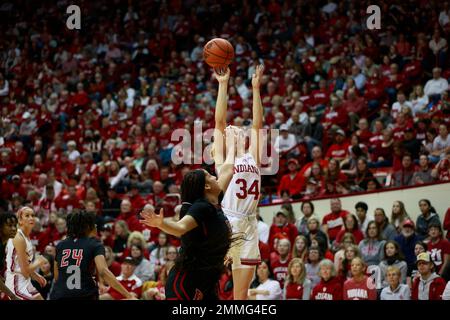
[343,257,377,300]
[412,154,435,185]
[305,216,328,248]
[424,68,448,101]
[268,209,298,250]
[121,231,150,261]
[431,152,450,181]
[428,124,450,164]
[326,130,350,162]
[105,245,121,276]
[334,233,357,272]
[310,259,343,300]
[416,199,441,237]
[402,127,421,160]
[374,208,398,241]
[321,198,349,243]
[392,154,416,187]
[370,128,394,168]
[351,157,376,191]
[349,204,370,236]
[394,219,424,277]
[410,85,430,116]
[295,201,317,236]
[248,261,282,300]
[359,221,386,266]
[274,124,298,156]
[390,200,410,231]
[343,89,366,131]
[380,266,411,300]
[113,220,130,259]
[305,246,323,288]
[335,214,365,247]
[299,146,328,176]
[277,159,304,199]
[102,187,122,219]
[116,199,143,232]
[149,232,170,275]
[283,258,312,300]
[292,235,308,261]
[129,244,155,282]
[31,253,54,300]
[379,241,408,288]
[303,163,326,196]
[280,203,297,225]
[141,261,173,301]
[270,238,292,288]
[426,222,450,275]
[100,257,142,300]
[411,252,446,300]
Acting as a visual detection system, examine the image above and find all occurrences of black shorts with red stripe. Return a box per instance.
[165,268,219,301]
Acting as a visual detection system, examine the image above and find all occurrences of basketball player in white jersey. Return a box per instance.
[213,64,264,299]
[5,207,47,300]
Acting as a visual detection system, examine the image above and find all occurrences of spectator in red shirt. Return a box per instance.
[322,198,350,243]
[11,141,28,173]
[325,129,350,162]
[335,214,365,247]
[310,259,343,300]
[268,210,298,251]
[116,199,143,232]
[299,146,329,177]
[427,222,450,275]
[444,208,450,240]
[100,257,142,300]
[342,88,366,131]
[55,185,83,213]
[343,257,377,300]
[7,175,27,200]
[277,159,304,199]
[270,238,292,288]
[283,258,312,300]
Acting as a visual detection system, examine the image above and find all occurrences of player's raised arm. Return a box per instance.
[217,127,237,192]
[213,68,230,165]
[250,64,264,165]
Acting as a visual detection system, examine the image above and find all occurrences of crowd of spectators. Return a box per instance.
[1,0,450,300]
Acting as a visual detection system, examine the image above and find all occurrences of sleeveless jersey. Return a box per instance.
[221,153,261,216]
[5,229,34,276]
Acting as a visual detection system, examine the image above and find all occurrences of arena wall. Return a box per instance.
[258,182,450,224]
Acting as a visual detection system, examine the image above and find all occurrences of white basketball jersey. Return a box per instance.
[221,153,261,216]
[5,229,34,275]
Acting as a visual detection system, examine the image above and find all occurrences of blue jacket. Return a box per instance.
[394,233,424,266]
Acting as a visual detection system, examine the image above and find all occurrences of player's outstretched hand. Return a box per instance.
[140,207,164,228]
[213,67,230,83]
[252,64,264,89]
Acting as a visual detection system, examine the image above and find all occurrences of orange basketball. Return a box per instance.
[203,38,234,69]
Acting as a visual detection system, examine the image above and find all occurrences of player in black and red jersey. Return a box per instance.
[49,211,134,300]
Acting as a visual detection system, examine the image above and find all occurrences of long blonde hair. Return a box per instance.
[285,258,306,285]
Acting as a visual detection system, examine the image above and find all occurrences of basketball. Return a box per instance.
[203,38,234,69]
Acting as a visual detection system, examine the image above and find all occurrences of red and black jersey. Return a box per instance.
[271,257,291,288]
[50,237,105,299]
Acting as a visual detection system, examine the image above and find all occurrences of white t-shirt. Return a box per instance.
[424,78,449,96]
[274,134,297,153]
[257,220,270,244]
[432,134,450,158]
[252,279,282,300]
